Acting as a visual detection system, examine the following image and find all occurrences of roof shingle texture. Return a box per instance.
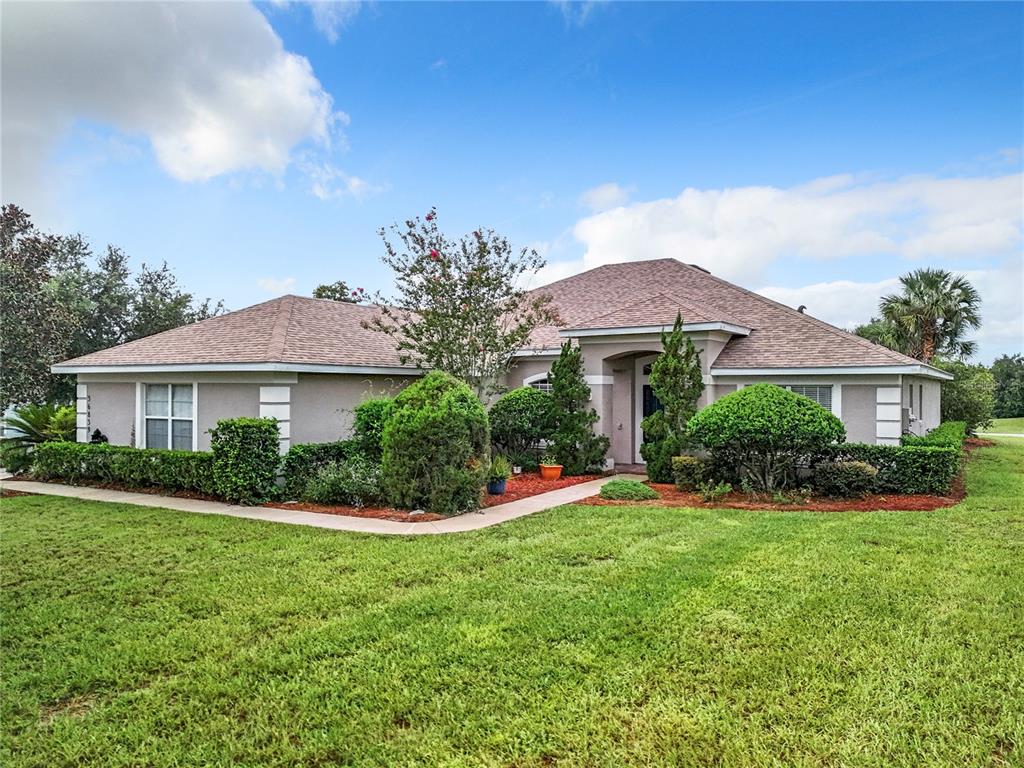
[58,258,922,371]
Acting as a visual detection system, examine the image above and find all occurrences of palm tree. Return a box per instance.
[878,268,981,362]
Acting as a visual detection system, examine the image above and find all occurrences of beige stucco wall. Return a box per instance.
[196,384,260,450]
[504,358,556,389]
[289,373,415,445]
[841,384,878,444]
[85,382,136,445]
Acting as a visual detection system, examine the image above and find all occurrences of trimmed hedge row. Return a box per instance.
[822,443,961,495]
[901,421,966,448]
[209,418,280,504]
[32,442,217,495]
[280,440,359,500]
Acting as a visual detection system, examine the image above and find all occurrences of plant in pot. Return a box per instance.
[539,450,563,481]
[487,455,512,495]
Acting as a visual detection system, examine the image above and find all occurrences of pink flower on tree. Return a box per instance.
[429,249,440,260]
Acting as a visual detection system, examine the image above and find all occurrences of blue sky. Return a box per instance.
[3,1,1022,360]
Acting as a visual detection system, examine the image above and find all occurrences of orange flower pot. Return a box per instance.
[539,464,563,481]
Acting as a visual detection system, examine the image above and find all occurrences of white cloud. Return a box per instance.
[307,1,363,43]
[579,182,633,212]
[1,2,346,212]
[560,172,1022,283]
[258,277,297,294]
[302,160,379,201]
[550,1,604,27]
[758,260,1023,362]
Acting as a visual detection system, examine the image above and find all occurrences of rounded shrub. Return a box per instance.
[688,384,846,492]
[671,454,709,491]
[812,460,878,498]
[381,371,489,515]
[599,478,659,501]
[488,386,553,469]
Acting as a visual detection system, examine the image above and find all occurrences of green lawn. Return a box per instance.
[982,417,1024,434]
[3,443,1023,767]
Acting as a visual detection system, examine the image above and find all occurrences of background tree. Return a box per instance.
[313,280,366,303]
[991,354,1024,419]
[639,313,705,482]
[548,342,609,475]
[855,268,981,362]
[367,208,558,397]
[934,359,995,433]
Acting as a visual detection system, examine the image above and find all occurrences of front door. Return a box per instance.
[634,355,663,463]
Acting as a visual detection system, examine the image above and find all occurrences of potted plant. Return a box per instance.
[487,455,512,495]
[539,450,563,481]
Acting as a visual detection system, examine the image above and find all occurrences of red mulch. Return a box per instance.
[1,489,35,498]
[263,500,446,523]
[480,472,603,507]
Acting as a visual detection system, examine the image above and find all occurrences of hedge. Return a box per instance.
[901,421,966,448]
[823,443,961,495]
[811,460,878,499]
[32,442,217,495]
[209,417,280,505]
[280,440,359,500]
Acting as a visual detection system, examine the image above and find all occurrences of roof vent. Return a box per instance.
[797,305,807,314]
[687,263,710,274]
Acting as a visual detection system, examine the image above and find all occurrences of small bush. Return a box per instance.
[901,421,966,448]
[302,455,382,507]
[280,440,359,499]
[353,398,394,461]
[1,442,34,474]
[671,455,709,491]
[489,387,553,470]
[688,384,846,491]
[209,417,280,505]
[599,479,658,501]
[812,460,878,498]
[31,442,217,495]
[824,443,961,495]
[698,480,733,503]
[488,455,512,482]
[381,372,489,515]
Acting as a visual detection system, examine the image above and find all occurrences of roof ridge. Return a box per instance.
[266,295,295,361]
[674,262,919,365]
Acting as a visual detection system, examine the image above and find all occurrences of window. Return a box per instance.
[528,378,553,393]
[144,384,194,451]
[787,384,832,411]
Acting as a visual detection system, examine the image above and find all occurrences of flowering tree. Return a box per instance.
[367,208,558,397]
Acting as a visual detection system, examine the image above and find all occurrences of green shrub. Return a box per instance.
[901,421,966,448]
[824,443,961,495]
[302,455,382,507]
[209,417,280,505]
[1,403,79,474]
[353,397,394,461]
[31,442,217,495]
[935,360,994,434]
[381,372,489,515]
[688,384,846,492]
[599,478,658,501]
[548,342,609,475]
[698,480,733,503]
[489,387,553,470]
[671,455,709,491]
[639,411,682,485]
[488,455,512,483]
[1,442,34,474]
[812,460,878,498]
[280,440,359,499]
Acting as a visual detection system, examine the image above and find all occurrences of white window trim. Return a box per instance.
[136,382,198,451]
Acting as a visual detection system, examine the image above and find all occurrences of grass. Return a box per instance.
[982,417,1024,434]
[2,442,1023,767]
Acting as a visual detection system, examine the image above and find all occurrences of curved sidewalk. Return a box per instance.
[0,474,645,536]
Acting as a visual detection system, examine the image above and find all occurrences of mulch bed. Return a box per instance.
[263,500,447,523]
[480,472,603,508]
[14,476,223,502]
[1,489,35,498]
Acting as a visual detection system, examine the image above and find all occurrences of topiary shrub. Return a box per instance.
[671,455,709,491]
[599,478,659,501]
[688,384,846,492]
[548,342,609,475]
[489,386,553,470]
[302,455,383,507]
[280,440,359,500]
[812,460,878,498]
[353,397,394,461]
[901,421,966,448]
[209,417,280,505]
[381,371,489,515]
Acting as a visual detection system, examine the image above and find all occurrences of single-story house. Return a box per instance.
[53,258,950,465]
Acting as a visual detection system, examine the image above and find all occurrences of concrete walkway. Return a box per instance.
[981,433,1024,438]
[0,474,644,535]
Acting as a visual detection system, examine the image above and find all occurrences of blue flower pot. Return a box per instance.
[487,478,507,495]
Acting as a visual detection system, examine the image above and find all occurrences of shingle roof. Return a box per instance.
[55,296,411,369]
[57,258,925,372]
[526,259,925,369]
